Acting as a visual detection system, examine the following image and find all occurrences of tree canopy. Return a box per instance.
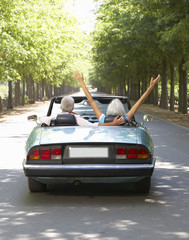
[0,0,90,107]
[91,0,189,113]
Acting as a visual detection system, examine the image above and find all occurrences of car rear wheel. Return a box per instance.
[28,177,46,192]
[135,177,151,193]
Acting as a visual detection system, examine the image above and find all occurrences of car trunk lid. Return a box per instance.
[39,126,138,145]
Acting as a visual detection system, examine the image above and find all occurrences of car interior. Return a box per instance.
[45,96,136,127]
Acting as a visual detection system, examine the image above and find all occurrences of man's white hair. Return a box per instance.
[106,99,126,116]
[60,96,74,113]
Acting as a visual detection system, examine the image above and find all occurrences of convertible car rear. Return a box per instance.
[23,95,155,193]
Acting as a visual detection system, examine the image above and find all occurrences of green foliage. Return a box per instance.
[0,0,90,87]
[91,0,189,90]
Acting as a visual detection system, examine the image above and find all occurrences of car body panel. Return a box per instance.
[25,126,41,151]
[25,125,153,152]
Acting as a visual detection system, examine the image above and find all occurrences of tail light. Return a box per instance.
[127,148,137,159]
[116,148,126,159]
[28,147,62,160]
[51,148,62,160]
[29,149,40,160]
[138,148,148,159]
[116,146,149,160]
[41,148,51,159]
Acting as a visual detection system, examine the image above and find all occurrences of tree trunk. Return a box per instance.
[147,88,154,104]
[32,79,35,103]
[14,80,20,107]
[54,86,60,96]
[7,81,13,109]
[154,69,160,106]
[127,78,131,99]
[137,80,140,100]
[36,82,39,100]
[61,82,66,95]
[26,75,32,99]
[41,78,45,98]
[160,58,168,109]
[178,57,188,114]
[21,69,26,106]
[123,79,127,96]
[178,61,183,113]
[21,80,25,106]
[154,84,159,106]
[132,82,138,101]
[170,61,175,111]
[118,79,126,96]
[130,82,133,100]
[0,97,2,112]
[26,74,35,103]
[45,84,52,99]
[182,68,188,114]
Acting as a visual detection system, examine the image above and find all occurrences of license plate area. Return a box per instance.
[63,145,112,164]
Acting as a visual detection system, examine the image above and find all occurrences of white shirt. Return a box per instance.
[39,112,99,126]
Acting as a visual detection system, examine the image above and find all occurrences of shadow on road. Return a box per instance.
[0,168,189,240]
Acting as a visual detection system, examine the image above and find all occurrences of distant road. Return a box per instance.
[0,94,188,240]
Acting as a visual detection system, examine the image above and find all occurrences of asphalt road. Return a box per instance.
[0,102,189,240]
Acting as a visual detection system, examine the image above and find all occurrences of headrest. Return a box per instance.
[104,115,129,126]
[104,115,117,123]
[51,114,77,126]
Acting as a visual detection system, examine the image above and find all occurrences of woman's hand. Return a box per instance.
[113,115,125,126]
[73,71,84,84]
[149,74,160,89]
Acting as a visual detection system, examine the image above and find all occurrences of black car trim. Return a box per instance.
[23,160,155,178]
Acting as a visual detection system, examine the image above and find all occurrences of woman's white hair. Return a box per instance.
[106,99,126,116]
[60,96,74,113]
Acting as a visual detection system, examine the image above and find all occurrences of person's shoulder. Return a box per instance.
[99,114,105,123]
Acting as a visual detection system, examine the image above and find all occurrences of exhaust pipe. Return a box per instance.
[73,180,81,187]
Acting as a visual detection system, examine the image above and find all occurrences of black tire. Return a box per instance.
[135,177,151,193]
[28,177,46,192]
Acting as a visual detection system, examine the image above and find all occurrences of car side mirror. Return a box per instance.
[27,115,38,122]
[143,115,153,122]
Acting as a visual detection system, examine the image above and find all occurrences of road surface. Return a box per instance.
[0,101,188,240]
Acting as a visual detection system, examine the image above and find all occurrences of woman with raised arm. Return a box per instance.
[73,72,160,123]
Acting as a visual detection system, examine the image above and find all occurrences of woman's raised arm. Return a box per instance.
[73,71,103,119]
[126,74,160,120]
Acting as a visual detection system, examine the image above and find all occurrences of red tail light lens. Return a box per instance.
[116,148,127,159]
[28,146,62,161]
[127,148,137,159]
[41,148,51,159]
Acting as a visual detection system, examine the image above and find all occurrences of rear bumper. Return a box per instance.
[23,159,155,178]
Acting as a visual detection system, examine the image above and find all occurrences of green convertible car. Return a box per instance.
[23,95,155,193]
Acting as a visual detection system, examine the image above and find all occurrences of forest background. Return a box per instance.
[0,0,188,114]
